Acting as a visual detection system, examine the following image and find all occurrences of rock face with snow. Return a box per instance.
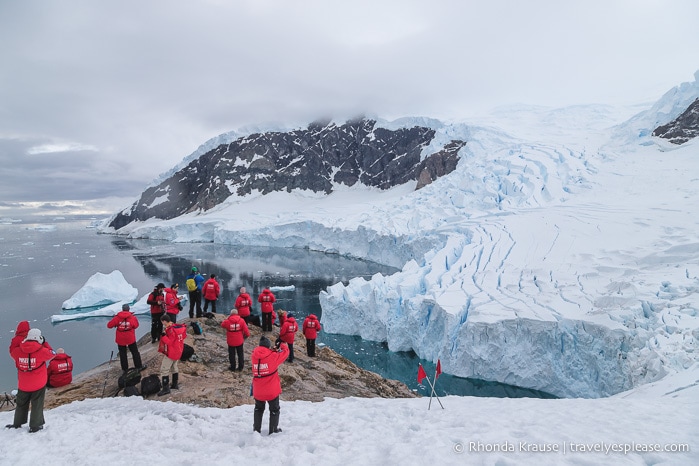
[108,118,464,230]
[652,97,699,144]
[103,73,699,399]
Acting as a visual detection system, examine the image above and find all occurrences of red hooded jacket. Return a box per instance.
[202,278,220,301]
[107,310,139,346]
[147,289,165,314]
[235,292,252,317]
[258,289,276,314]
[251,343,289,401]
[164,287,181,316]
[9,321,30,354]
[303,314,322,339]
[220,314,250,347]
[279,317,298,344]
[159,323,187,360]
[47,353,73,388]
[10,339,55,392]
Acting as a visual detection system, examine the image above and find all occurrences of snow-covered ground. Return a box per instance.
[104,74,699,400]
[1,368,696,465]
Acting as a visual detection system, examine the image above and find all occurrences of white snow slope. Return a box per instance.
[106,72,699,399]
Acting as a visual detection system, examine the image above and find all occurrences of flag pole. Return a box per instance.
[424,375,444,410]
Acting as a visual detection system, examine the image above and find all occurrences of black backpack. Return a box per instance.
[123,385,140,397]
[118,367,142,389]
[140,374,161,398]
[180,343,195,361]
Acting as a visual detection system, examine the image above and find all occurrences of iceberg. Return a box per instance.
[61,270,138,310]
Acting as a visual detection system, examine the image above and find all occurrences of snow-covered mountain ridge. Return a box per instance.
[104,73,699,398]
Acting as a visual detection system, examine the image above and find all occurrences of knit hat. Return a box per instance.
[192,267,198,272]
[287,313,295,319]
[122,303,130,311]
[259,336,272,349]
[25,328,43,343]
[156,283,165,289]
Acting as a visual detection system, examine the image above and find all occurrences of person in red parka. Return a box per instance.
[235,286,253,323]
[7,328,55,433]
[107,304,144,373]
[10,321,53,365]
[221,309,250,371]
[251,336,289,435]
[302,314,322,357]
[258,287,276,332]
[146,282,166,343]
[157,314,187,396]
[277,312,298,363]
[47,348,73,388]
[9,320,30,354]
[202,274,221,314]
[163,283,182,322]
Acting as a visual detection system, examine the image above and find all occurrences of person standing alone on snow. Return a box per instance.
[185,267,205,318]
[221,309,250,371]
[202,274,220,314]
[147,283,166,343]
[107,304,145,373]
[251,336,289,435]
[302,313,322,357]
[157,314,187,396]
[258,286,276,332]
[6,328,55,433]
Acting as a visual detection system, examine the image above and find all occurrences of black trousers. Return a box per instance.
[306,338,316,357]
[262,312,273,331]
[203,299,217,314]
[227,344,245,370]
[13,386,46,430]
[188,290,202,317]
[150,312,163,341]
[253,396,280,434]
[118,343,143,372]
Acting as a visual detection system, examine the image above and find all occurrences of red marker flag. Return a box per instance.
[417,364,428,384]
[435,359,442,381]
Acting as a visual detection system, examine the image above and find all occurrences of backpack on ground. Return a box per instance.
[191,321,203,336]
[118,367,142,389]
[180,343,195,362]
[123,385,140,397]
[186,278,197,292]
[140,374,161,398]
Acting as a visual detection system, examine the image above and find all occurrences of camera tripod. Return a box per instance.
[0,392,16,409]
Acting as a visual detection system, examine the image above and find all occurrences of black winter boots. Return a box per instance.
[158,376,170,396]
[171,373,179,390]
[269,409,281,435]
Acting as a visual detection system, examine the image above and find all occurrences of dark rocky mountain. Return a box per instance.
[652,98,699,144]
[109,118,465,230]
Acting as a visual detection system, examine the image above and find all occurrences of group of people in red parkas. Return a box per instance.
[7,279,323,436]
[7,321,74,434]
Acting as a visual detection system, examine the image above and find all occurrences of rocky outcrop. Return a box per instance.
[42,314,415,410]
[653,98,699,144]
[108,118,465,230]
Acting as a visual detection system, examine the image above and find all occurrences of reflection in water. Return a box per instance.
[120,237,555,399]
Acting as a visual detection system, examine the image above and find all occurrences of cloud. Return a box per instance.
[0,0,698,211]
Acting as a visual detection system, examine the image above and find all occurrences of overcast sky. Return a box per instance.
[1,0,698,216]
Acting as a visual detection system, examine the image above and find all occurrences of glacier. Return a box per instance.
[104,73,699,398]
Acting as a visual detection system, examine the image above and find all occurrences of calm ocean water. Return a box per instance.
[0,216,553,398]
